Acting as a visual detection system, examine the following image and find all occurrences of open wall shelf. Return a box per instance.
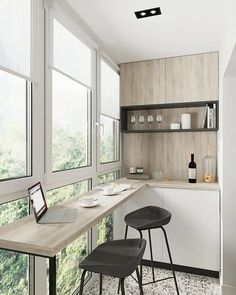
[121,100,219,133]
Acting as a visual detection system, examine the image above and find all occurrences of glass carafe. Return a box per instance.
[202,146,216,183]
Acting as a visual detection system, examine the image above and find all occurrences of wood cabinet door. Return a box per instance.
[120,59,165,106]
[162,188,220,271]
[165,52,219,103]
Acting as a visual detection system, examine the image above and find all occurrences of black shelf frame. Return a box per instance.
[121,100,219,133]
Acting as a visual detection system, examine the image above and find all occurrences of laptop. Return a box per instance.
[28,182,77,224]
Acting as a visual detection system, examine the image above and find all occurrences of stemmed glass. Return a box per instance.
[147,115,154,129]
[139,115,145,129]
[130,115,136,131]
[156,114,163,129]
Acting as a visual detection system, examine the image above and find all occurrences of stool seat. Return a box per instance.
[124,205,171,230]
[79,239,146,279]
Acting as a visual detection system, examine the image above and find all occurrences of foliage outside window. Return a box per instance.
[0,198,29,295]
[46,180,90,295]
[52,19,92,172]
[97,172,119,245]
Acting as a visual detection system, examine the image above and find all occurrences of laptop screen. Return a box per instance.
[28,182,47,222]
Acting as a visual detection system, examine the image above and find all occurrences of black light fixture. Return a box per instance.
[134,7,161,19]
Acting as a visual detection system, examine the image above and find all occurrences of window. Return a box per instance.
[52,71,91,171]
[0,198,30,295]
[51,18,93,172]
[46,179,90,295]
[97,171,119,244]
[0,0,32,182]
[0,71,31,181]
[99,59,120,165]
[0,1,32,291]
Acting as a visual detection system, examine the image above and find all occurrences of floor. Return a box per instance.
[84,267,220,295]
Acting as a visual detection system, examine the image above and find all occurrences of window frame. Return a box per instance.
[0,1,123,294]
[44,8,98,188]
[0,0,45,199]
[96,54,122,174]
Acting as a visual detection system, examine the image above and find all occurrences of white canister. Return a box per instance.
[181,113,191,129]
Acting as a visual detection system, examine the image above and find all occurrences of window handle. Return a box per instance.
[95,122,100,136]
[100,124,104,136]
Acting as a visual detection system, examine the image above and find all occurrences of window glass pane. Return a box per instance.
[0,198,29,295]
[0,0,31,76]
[97,172,118,245]
[0,70,31,181]
[53,19,92,87]
[101,60,120,119]
[100,115,119,164]
[46,180,90,295]
[47,180,89,206]
[52,70,91,172]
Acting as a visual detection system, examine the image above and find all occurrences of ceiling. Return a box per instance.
[65,0,225,64]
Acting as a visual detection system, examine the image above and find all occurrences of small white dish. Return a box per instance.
[79,198,98,208]
[102,191,118,196]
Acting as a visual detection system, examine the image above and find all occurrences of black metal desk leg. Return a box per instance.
[49,256,57,295]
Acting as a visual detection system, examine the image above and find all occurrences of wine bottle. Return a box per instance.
[188,153,197,183]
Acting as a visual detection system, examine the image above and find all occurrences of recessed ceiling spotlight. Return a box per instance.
[134,7,161,19]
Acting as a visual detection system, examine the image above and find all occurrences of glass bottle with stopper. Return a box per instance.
[202,145,216,183]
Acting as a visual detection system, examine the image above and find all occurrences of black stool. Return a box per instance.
[79,238,146,295]
[124,206,180,294]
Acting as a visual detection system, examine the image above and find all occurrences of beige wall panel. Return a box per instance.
[122,132,217,182]
[122,133,150,175]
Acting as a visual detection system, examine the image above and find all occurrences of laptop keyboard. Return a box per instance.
[39,208,77,223]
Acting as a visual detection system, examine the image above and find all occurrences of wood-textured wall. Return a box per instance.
[122,132,217,182]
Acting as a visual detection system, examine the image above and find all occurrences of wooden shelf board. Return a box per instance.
[121,100,218,111]
[122,128,218,133]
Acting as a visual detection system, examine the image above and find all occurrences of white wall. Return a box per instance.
[220,1,236,292]
[222,76,236,295]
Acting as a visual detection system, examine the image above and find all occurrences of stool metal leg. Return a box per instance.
[124,224,128,239]
[117,225,129,294]
[148,229,155,283]
[136,268,144,295]
[120,278,126,295]
[99,274,103,295]
[138,230,143,285]
[79,270,87,295]
[161,226,180,295]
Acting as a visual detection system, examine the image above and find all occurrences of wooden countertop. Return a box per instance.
[0,178,219,257]
[0,183,144,257]
[118,178,220,191]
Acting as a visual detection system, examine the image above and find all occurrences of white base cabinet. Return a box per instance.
[113,186,220,271]
[162,188,220,271]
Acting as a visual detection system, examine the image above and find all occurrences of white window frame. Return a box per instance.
[0,0,45,201]
[44,5,98,189]
[96,53,122,174]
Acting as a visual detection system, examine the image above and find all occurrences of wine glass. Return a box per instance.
[130,115,136,130]
[156,114,163,129]
[139,115,145,129]
[147,115,154,129]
